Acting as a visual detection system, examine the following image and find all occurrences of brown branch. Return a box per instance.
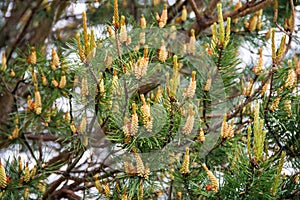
[43,176,66,200]
[25,133,59,141]
[46,149,72,168]
[189,0,201,21]
[51,188,81,200]
[189,0,273,36]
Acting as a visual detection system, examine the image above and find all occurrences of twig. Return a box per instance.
[189,0,201,21]
[43,176,66,200]
[168,180,173,200]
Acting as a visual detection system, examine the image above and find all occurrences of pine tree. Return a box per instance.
[0,0,299,199]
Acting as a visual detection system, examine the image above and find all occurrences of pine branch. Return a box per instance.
[188,0,273,36]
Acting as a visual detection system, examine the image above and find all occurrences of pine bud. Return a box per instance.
[8,125,19,140]
[285,67,296,88]
[18,156,23,173]
[271,28,276,61]
[70,121,77,134]
[94,174,104,193]
[24,162,30,183]
[131,103,139,136]
[245,78,253,96]
[113,0,119,28]
[265,28,271,40]
[155,86,163,103]
[182,105,195,135]
[296,60,300,75]
[134,151,146,178]
[0,160,7,188]
[106,25,114,38]
[188,29,196,55]
[139,32,145,45]
[76,33,85,62]
[133,56,148,79]
[82,12,90,57]
[30,165,36,178]
[174,191,181,200]
[27,95,34,111]
[104,180,111,197]
[34,90,42,115]
[170,25,177,40]
[99,76,105,97]
[24,186,29,200]
[276,35,286,61]
[184,71,196,98]
[180,147,190,174]
[221,114,228,138]
[51,48,60,67]
[90,29,96,53]
[1,52,7,71]
[138,180,144,200]
[256,18,262,31]
[269,97,280,112]
[9,69,14,77]
[217,3,225,45]
[58,73,67,89]
[27,47,37,65]
[37,180,46,193]
[155,12,160,21]
[158,40,168,62]
[42,75,48,86]
[248,15,258,33]
[140,14,146,29]
[159,4,168,28]
[181,5,187,22]
[254,48,263,75]
[204,77,212,92]
[120,16,128,43]
[284,100,292,117]
[140,94,152,132]
[52,78,59,87]
[31,70,37,84]
[211,22,218,44]
[202,163,218,192]
[226,120,234,138]
[261,80,269,96]
[224,17,231,47]
[198,128,205,142]
[144,163,149,179]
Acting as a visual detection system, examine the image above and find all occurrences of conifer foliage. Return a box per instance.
[0,0,299,199]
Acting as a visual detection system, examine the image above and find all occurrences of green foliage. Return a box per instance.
[0,1,299,199]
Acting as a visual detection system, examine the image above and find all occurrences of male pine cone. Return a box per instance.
[0,161,7,188]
